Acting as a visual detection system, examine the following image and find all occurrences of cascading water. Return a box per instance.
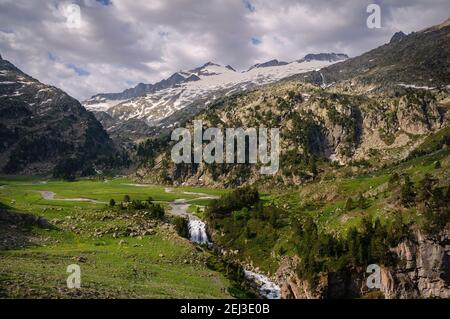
[244,270,281,299]
[186,217,280,298]
[188,218,211,245]
[166,190,280,299]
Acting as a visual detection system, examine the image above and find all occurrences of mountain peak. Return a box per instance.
[203,61,221,68]
[247,59,289,71]
[299,53,349,63]
[390,31,407,43]
[189,62,221,74]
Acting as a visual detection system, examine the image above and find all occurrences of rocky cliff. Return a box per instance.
[277,228,450,299]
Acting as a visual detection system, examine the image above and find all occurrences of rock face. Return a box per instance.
[277,228,450,299]
[382,229,450,298]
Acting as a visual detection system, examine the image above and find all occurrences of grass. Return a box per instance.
[0,177,232,299]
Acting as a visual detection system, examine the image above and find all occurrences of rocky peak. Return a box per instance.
[166,72,186,83]
[299,53,349,63]
[190,61,220,72]
[390,31,407,43]
[248,59,289,71]
[184,74,201,82]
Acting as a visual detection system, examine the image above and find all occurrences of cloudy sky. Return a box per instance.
[0,0,449,100]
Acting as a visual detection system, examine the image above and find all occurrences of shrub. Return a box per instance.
[345,197,354,211]
[173,216,190,238]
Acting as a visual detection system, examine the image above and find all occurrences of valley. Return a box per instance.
[0,12,449,300]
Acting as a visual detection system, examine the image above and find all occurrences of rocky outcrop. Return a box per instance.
[382,229,450,298]
[277,228,450,299]
[0,209,53,229]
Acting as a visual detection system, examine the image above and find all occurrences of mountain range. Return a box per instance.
[83,53,348,142]
[1,19,449,181]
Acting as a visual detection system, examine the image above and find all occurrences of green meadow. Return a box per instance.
[0,176,231,298]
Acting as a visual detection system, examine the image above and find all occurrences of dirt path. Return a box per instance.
[37,191,107,204]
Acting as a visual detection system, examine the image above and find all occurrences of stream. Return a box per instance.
[168,194,281,299]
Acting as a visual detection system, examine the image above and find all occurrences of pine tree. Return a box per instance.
[357,192,367,209]
[401,175,415,206]
[446,185,450,203]
[310,157,318,178]
[345,197,354,211]
[417,174,435,202]
[388,172,400,190]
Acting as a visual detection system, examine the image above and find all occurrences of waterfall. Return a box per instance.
[244,270,281,299]
[188,218,210,245]
[167,193,280,299]
[186,217,280,299]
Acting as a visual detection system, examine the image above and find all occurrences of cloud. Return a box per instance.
[0,0,448,100]
[66,63,90,76]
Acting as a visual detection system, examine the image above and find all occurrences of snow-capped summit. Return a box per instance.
[83,54,347,138]
[189,62,236,77]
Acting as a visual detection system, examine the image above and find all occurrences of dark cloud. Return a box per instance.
[0,0,448,100]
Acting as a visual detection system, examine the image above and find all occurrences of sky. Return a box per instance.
[0,0,449,101]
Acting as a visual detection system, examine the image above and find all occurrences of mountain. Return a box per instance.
[0,55,116,177]
[135,19,449,187]
[390,31,407,43]
[293,19,450,90]
[84,54,347,142]
[84,71,200,109]
[298,53,349,63]
[247,59,289,71]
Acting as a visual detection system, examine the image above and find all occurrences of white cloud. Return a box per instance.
[0,0,448,100]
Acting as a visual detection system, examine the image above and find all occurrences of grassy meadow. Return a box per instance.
[0,176,231,298]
